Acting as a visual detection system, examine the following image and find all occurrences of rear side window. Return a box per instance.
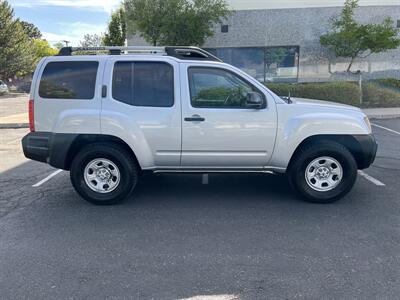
[112,61,174,107]
[39,61,99,99]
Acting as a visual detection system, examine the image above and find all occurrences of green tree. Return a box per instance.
[265,47,289,70]
[103,8,126,46]
[124,0,231,46]
[53,42,64,50]
[0,0,35,79]
[19,20,42,39]
[80,34,104,47]
[32,39,57,62]
[320,0,400,72]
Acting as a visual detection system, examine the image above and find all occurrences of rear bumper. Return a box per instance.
[22,132,77,169]
[353,134,378,169]
[22,132,51,164]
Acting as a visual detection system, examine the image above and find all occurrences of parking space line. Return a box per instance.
[202,174,209,185]
[32,169,63,187]
[358,170,385,186]
[6,138,22,145]
[372,123,400,136]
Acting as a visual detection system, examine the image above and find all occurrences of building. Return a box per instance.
[127,0,400,83]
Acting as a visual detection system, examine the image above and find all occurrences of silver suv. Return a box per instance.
[22,46,377,205]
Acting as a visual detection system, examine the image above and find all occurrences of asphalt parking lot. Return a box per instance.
[0,119,399,299]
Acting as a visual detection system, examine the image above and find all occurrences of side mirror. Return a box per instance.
[246,92,264,109]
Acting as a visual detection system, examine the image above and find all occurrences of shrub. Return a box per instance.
[370,78,400,90]
[265,82,361,106]
[265,80,400,108]
[362,83,400,108]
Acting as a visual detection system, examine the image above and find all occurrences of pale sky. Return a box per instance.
[227,0,400,10]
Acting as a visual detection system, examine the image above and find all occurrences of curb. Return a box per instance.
[367,114,400,120]
[0,123,29,129]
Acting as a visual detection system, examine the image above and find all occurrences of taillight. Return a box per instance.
[29,99,35,132]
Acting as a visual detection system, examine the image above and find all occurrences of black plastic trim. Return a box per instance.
[22,132,78,169]
[352,134,378,169]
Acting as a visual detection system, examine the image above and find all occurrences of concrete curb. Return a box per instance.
[367,114,400,120]
[0,123,29,129]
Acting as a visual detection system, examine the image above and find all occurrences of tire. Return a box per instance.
[70,143,138,205]
[288,141,357,203]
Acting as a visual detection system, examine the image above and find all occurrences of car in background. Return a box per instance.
[0,80,9,94]
[17,81,31,93]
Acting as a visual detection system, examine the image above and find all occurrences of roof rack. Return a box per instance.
[57,46,222,62]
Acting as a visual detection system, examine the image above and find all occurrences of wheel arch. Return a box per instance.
[287,134,365,170]
[49,134,141,171]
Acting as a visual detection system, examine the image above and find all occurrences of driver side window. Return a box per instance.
[188,67,262,108]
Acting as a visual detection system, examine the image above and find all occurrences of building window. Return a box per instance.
[221,25,229,33]
[397,20,400,28]
[204,46,299,83]
[265,46,299,83]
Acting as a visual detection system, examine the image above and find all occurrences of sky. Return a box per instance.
[9,0,121,46]
[9,0,398,47]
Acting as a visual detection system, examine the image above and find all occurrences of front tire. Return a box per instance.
[288,141,358,203]
[70,143,138,205]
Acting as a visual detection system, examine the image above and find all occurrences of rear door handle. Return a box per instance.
[184,115,205,122]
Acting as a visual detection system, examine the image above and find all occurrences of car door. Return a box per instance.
[101,57,181,169]
[180,63,277,168]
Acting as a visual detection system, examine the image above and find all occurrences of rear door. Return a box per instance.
[101,57,181,168]
[180,63,277,168]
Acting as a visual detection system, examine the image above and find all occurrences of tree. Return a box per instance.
[265,47,289,70]
[0,1,35,79]
[53,42,64,50]
[32,39,57,62]
[103,8,126,46]
[124,0,231,46]
[320,0,400,72]
[19,20,42,39]
[80,34,104,47]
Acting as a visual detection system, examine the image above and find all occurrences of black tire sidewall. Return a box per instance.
[290,143,357,203]
[70,144,137,205]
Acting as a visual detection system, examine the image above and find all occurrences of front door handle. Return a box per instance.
[184,115,205,122]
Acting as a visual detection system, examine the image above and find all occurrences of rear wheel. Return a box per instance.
[70,143,138,205]
[288,141,358,203]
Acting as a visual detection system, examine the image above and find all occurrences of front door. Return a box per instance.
[180,64,277,168]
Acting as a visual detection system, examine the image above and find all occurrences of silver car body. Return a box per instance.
[31,55,371,173]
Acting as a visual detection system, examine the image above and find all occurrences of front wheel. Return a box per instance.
[70,143,138,205]
[288,141,358,203]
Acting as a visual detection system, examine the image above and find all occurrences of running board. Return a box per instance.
[152,169,283,174]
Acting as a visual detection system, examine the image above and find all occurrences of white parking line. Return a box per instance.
[358,170,385,186]
[372,123,400,136]
[202,173,209,185]
[32,169,63,187]
[6,138,21,145]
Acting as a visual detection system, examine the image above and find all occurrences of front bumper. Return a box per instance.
[353,134,378,169]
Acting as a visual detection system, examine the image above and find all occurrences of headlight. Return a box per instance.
[364,116,372,132]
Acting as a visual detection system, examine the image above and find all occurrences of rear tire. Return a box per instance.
[288,141,357,203]
[70,143,138,205]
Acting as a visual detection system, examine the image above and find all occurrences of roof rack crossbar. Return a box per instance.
[58,46,166,56]
[57,46,222,62]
